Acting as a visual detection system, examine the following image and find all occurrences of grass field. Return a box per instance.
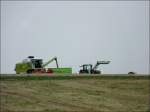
[0,75,150,112]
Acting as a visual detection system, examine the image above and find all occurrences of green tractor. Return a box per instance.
[15,56,72,74]
[79,61,110,74]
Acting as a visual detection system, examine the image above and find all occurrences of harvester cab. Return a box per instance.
[79,61,110,74]
[26,56,43,69]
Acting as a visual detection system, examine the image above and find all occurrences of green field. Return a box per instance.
[0,75,149,112]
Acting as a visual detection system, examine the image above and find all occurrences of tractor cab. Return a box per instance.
[79,64,92,74]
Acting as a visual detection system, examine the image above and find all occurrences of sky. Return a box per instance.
[1,1,149,74]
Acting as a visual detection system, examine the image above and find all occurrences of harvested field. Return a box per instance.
[0,75,150,112]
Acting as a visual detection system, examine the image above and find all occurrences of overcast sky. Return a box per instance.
[1,1,149,74]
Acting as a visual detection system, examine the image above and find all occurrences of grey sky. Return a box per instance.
[1,1,149,74]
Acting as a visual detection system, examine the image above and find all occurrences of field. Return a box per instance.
[0,75,150,112]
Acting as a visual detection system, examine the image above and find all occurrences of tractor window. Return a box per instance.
[83,65,91,70]
[83,66,87,70]
[87,66,91,70]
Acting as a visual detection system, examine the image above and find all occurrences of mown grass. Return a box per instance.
[0,75,150,112]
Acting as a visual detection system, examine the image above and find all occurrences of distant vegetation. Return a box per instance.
[128,72,136,75]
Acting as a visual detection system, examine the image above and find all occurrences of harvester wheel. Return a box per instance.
[27,69,33,74]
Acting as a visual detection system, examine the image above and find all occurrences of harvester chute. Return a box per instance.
[42,56,59,68]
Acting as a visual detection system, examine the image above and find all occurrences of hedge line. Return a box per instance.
[0,75,149,81]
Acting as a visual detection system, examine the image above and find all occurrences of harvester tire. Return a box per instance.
[27,69,32,74]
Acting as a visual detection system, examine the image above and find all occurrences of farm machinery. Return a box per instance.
[15,56,72,74]
[79,61,110,74]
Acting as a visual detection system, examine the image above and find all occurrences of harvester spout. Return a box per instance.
[42,56,59,68]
